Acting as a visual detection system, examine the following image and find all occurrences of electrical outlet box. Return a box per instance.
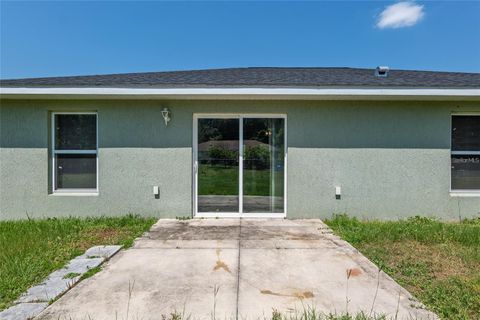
[153,186,159,196]
[335,186,341,199]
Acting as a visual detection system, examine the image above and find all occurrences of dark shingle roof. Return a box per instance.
[1,67,479,88]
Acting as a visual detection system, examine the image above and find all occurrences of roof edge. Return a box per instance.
[1,87,479,101]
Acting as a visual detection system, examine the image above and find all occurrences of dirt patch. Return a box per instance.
[76,228,129,250]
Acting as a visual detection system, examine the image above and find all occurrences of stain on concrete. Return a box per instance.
[214,260,231,273]
[241,227,322,241]
[285,231,318,241]
[347,268,362,278]
[148,223,240,241]
[260,289,314,300]
[213,248,231,273]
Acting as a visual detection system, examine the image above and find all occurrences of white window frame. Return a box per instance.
[51,112,98,195]
[193,113,287,218]
[450,113,480,196]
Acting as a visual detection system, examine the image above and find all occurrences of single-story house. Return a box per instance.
[1,67,479,220]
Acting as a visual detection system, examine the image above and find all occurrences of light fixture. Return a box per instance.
[161,107,171,126]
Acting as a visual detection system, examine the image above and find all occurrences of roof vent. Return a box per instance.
[375,66,389,77]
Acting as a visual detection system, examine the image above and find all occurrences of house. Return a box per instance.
[0,67,479,220]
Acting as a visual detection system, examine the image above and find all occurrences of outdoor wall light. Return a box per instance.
[161,108,171,126]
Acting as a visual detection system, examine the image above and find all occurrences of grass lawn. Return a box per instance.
[324,214,480,320]
[0,214,156,311]
[198,164,284,196]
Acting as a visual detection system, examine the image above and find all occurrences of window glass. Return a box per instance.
[243,118,285,213]
[451,115,480,191]
[55,114,96,150]
[197,118,239,212]
[452,116,480,151]
[53,113,97,191]
[55,154,97,189]
[451,155,480,190]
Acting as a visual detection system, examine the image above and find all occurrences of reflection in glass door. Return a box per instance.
[197,118,239,212]
[243,118,285,213]
[195,115,286,216]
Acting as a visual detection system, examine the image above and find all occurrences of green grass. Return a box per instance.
[79,265,102,281]
[63,272,81,279]
[324,214,480,320]
[198,164,284,196]
[156,307,388,320]
[0,214,156,311]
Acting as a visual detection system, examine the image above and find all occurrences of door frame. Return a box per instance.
[193,113,287,218]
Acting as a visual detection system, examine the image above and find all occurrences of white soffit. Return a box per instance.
[1,87,480,100]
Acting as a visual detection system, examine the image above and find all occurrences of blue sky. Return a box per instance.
[1,1,479,79]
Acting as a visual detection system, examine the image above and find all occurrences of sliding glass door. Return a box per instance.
[195,115,286,217]
[243,118,285,213]
[197,118,240,213]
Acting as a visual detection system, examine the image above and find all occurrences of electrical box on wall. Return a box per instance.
[335,186,341,199]
[153,186,159,198]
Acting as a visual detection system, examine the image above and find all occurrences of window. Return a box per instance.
[451,115,480,191]
[52,113,97,193]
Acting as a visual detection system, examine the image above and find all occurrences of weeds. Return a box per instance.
[325,214,479,246]
[271,307,388,320]
[80,266,102,281]
[0,214,156,310]
[325,214,480,320]
[63,272,81,279]
[126,280,135,320]
[176,216,192,221]
[212,284,220,320]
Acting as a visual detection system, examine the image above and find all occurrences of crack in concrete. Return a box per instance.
[235,218,242,320]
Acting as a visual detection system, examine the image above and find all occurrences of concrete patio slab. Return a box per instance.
[37,248,238,320]
[238,249,424,319]
[36,219,437,320]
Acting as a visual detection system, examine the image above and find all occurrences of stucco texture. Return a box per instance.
[1,99,479,220]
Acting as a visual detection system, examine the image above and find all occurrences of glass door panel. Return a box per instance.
[242,118,285,213]
[197,118,240,213]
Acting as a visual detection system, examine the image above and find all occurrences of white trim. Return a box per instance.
[284,116,288,215]
[239,119,244,214]
[53,150,97,154]
[2,87,480,100]
[195,212,286,219]
[51,112,98,194]
[192,113,287,218]
[450,192,480,197]
[50,191,99,196]
[450,113,480,193]
[192,116,197,217]
[195,113,286,118]
[451,151,480,155]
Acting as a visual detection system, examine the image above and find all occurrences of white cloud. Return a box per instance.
[377,2,425,29]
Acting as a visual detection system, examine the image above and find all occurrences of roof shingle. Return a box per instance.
[1,67,479,88]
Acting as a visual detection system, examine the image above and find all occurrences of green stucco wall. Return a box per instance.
[1,99,479,220]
